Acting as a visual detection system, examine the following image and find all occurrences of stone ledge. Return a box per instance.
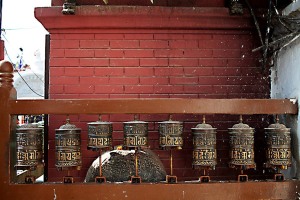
[35,6,255,32]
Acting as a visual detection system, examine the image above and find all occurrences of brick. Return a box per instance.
[124,85,154,93]
[213,85,228,93]
[140,40,169,48]
[50,67,64,76]
[198,77,228,85]
[153,85,184,93]
[140,77,169,85]
[95,67,124,76]
[95,49,124,58]
[154,34,183,40]
[213,67,241,76]
[80,40,109,48]
[80,77,109,84]
[110,94,139,98]
[51,77,79,85]
[110,40,139,49]
[213,34,240,40]
[65,67,94,76]
[124,34,153,39]
[95,34,124,40]
[64,85,94,94]
[183,85,213,94]
[49,85,64,94]
[139,94,169,98]
[154,49,183,58]
[140,58,168,66]
[124,49,153,58]
[51,49,65,58]
[109,77,139,85]
[227,85,242,93]
[51,40,79,49]
[198,58,227,67]
[65,49,94,58]
[198,40,241,49]
[184,34,212,40]
[154,67,183,76]
[80,58,109,67]
[169,40,198,48]
[110,58,139,67]
[125,67,153,76]
[50,58,80,67]
[213,49,241,58]
[169,94,198,98]
[94,85,124,94]
[169,58,198,67]
[65,34,94,39]
[184,67,213,76]
[79,94,109,98]
[170,77,198,85]
[227,58,257,67]
[184,49,212,58]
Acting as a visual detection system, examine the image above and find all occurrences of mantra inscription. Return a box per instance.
[229,130,255,167]
[124,122,148,147]
[55,131,82,168]
[16,129,43,167]
[265,129,292,167]
[192,129,217,168]
[88,123,112,149]
[159,122,183,147]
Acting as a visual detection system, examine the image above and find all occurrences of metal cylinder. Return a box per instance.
[158,119,183,148]
[55,120,81,170]
[87,120,113,150]
[228,121,256,169]
[192,122,217,169]
[123,120,148,147]
[16,123,43,169]
[265,121,291,170]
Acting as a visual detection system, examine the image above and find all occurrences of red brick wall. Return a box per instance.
[0,40,4,61]
[36,6,271,182]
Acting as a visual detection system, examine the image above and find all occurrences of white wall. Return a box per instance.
[271,38,300,179]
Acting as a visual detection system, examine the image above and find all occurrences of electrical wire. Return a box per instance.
[3,45,44,98]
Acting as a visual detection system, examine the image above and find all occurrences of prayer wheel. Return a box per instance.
[55,119,81,171]
[265,118,291,170]
[192,121,217,170]
[123,119,148,148]
[228,118,256,170]
[87,119,113,150]
[16,123,43,169]
[158,119,183,149]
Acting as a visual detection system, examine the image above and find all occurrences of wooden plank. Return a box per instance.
[0,180,299,200]
[9,99,298,115]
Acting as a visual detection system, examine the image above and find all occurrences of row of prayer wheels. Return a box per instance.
[15,115,292,183]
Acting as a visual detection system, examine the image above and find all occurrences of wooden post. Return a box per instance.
[0,61,17,188]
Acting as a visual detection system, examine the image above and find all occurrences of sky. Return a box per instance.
[1,0,51,65]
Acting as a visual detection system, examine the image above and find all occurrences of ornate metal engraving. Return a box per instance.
[16,123,43,169]
[55,120,82,170]
[124,121,148,147]
[265,121,291,169]
[87,120,113,150]
[158,120,183,148]
[228,121,256,169]
[192,122,217,169]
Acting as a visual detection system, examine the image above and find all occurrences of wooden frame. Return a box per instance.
[0,61,299,199]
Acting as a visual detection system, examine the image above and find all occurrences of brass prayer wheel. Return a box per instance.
[123,119,148,148]
[228,118,256,169]
[55,119,81,170]
[265,119,291,170]
[87,117,113,150]
[16,123,43,169]
[158,118,183,148]
[192,121,217,170]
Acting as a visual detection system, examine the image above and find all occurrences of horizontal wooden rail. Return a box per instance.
[9,98,298,115]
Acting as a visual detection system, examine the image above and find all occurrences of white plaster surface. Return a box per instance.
[271,38,300,178]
